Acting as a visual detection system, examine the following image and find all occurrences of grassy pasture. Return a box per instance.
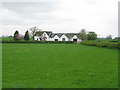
[2,44,118,88]
[1,37,33,41]
[1,37,14,41]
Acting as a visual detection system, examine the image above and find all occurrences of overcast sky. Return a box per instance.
[0,0,119,38]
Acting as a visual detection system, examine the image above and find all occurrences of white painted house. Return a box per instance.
[34,31,81,42]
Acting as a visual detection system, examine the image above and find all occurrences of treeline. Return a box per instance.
[79,29,119,41]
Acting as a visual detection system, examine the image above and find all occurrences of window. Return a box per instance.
[40,38,42,41]
[62,38,65,41]
[73,39,77,42]
[55,39,58,41]
[44,33,46,37]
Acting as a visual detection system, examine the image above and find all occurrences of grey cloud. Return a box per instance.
[2,2,59,14]
[1,0,118,38]
[1,2,60,25]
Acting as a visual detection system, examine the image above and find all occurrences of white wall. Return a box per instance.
[34,36,40,41]
[68,38,72,41]
[60,34,69,41]
[49,38,53,41]
[53,35,60,41]
[34,32,50,41]
[72,35,81,41]
[42,32,50,41]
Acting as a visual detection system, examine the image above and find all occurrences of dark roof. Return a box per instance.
[50,33,63,38]
[44,31,52,36]
[35,31,52,36]
[65,33,75,38]
[35,32,44,36]
[35,31,81,38]
[57,33,64,38]
[64,33,80,38]
[51,33,81,38]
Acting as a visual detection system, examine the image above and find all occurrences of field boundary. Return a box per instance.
[80,41,120,49]
[1,41,75,44]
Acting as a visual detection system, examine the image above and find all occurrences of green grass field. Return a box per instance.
[1,37,33,41]
[2,44,118,88]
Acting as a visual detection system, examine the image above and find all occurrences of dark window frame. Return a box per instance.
[55,39,58,41]
[62,38,65,41]
[73,39,77,42]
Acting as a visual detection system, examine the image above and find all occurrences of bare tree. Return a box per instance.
[29,26,41,40]
[106,35,112,39]
[79,29,87,41]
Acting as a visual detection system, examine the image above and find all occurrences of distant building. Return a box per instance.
[34,31,81,42]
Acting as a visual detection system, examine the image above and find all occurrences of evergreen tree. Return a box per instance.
[13,30,19,40]
[24,30,29,41]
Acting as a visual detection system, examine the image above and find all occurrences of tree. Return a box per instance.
[79,29,87,41]
[87,32,97,40]
[13,30,19,40]
[24,30,29,41]
[18,34,24,40]
[106,35,112,39]
[114,37,120,40]
[29,26,41,40]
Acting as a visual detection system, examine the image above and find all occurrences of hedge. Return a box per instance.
[1,41,74,44]
[80,41,119,49]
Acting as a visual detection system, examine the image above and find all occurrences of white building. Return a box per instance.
[34,31,81,42]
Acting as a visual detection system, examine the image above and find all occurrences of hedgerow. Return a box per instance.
[80,41,119,49]
[1,41,74,44]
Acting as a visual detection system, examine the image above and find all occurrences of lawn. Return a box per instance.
[2,44,118,88]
